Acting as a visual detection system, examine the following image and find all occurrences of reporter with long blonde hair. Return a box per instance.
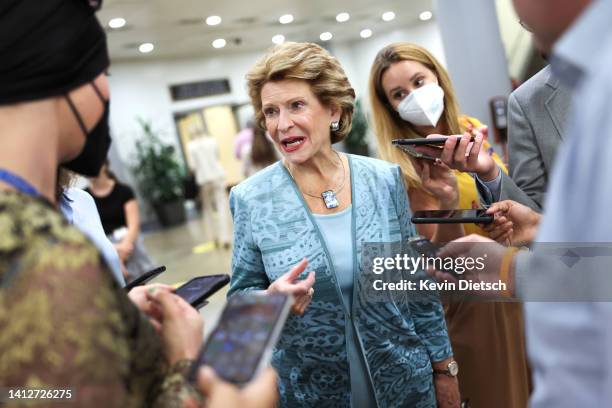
[369,42,531,408]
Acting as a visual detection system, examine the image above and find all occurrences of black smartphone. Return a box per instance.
[175,274,231,309]
[188,292,292,385]
[124,265,166,291]
[392,136,475,148]
[408,237,458,276]
[393,142,438,161]
[411,209,493,224]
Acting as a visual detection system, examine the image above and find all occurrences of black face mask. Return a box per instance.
[63,81,112,177]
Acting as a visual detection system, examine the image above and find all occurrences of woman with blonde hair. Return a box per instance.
[229,41,459,407]
[369,42,531,408]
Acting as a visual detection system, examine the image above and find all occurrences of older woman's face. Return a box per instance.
[381,60,438,111]
[261,79,339,164]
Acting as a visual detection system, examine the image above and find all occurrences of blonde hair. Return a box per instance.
[246,42,355,144]
[369,43,465,188]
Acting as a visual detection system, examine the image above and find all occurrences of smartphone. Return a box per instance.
[124,265,166,291]
[408,237,458,276]
[393,142,438,161]
[175,274,231,309]
[411,209,493,224]
[392,136,475,148]
[188,292,292,385]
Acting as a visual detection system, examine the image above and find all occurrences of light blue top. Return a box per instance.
[313,205,376,408]
[514,1,612,406]
[60,188,125,285]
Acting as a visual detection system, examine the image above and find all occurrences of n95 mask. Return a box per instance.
[397,83,445,127]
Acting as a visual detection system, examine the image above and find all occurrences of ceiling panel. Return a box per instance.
[98,0,434,61]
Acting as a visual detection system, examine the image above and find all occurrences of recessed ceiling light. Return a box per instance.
[336,12,350,23]
[109,17,126,29]
[206,15,222,26]
[419,11,433,21]
[212,38,226,48]
[279,14,294,24]
[360,29,372,39]
[138,43,154,53]
[382,11,395,22]
[272,34,285,44]
[320,32,333,41]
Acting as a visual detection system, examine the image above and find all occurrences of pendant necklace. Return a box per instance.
[286,152,345,209]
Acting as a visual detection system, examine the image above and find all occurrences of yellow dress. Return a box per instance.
[444,116,532,408]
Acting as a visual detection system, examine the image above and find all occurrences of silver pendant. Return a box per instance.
[321,190,339,209]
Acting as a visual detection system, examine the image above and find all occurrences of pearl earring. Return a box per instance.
[330,121,340,131]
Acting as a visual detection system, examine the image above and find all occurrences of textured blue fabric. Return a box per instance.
[228,154,452,407]
[313,206,376,408]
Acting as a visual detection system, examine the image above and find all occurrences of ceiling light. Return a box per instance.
[138,43,154,53]
[108,17,126,29]
[320,32,333,41]
[382,11,395,22]
[212,38,226,48]
[419,11,433,21]
[206,15,222,26]
[360,29,372,39]
[336,12,350,23]
[279,14,294,24]
[272,34,285,44]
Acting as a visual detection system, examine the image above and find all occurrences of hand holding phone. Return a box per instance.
[189,292,292,385]
[147,288,204,365]
[124,265,166,291]
[175,274,231,309]
[196,366,279,408]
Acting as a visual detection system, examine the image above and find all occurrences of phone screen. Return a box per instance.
[412,209,493,224]
[175,275,230,307]
[193,293,289,384]
[415,209,486,219]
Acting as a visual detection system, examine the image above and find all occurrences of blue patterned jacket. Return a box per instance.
[228,154,452,407]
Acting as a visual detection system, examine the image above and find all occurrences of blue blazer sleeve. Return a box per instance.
[394,167,453,362]
[227,187,270,296]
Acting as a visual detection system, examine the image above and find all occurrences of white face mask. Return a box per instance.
[396,83,445,127]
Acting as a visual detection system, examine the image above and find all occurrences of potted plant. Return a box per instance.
[344,99,370,156]
[132,118,187,226]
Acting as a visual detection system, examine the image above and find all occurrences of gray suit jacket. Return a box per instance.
[480,65,572,211]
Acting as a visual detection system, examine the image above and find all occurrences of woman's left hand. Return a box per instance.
[434,374,461,408]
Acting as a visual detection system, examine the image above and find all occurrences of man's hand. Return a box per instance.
[128,283,175,329]
[428,234,511,298]
[484,200,541,245]
[146,289,204,364]
[197,366,278,408]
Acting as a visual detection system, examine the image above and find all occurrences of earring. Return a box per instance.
[330,121,340,131]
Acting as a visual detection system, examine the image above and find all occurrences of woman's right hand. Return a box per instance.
[197,366,278,408]
[267,258,315,316]
[411,158,459,209]
[115,240,134,262]
[146,289,204,365]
